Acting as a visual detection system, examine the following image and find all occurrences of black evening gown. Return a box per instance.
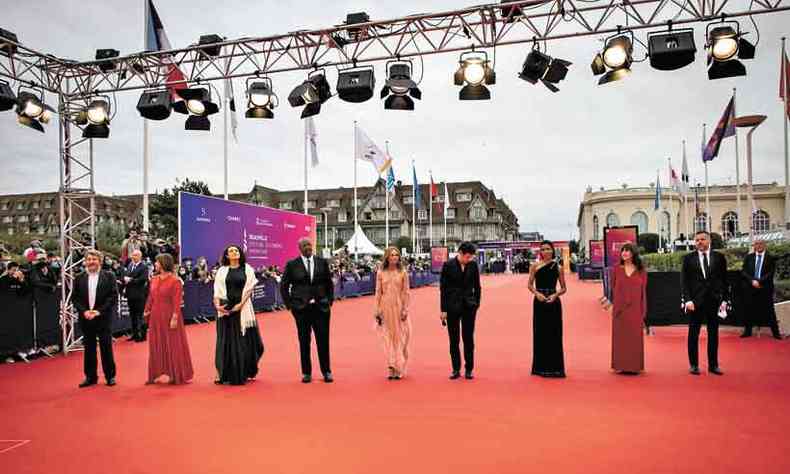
[531,262,566,377]
[215,266,264,385]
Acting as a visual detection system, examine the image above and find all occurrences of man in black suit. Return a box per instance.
[681,230,728,375]
[280,238,335,383]
[73,250,119,387]
[440,241,482,380]
[740,239,782,339]
[123,250,149,342]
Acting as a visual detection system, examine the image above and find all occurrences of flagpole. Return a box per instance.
[703,123,711,233]
[143,118,150,232]
[668,157,674,247]
[412,159,416,255]
[353,121,358,260]
[682,139,689,240]
[783,37,790,228]
[733,88,742,235]
[429,171,433,249]
[385,140,390,249]
[303,119,309,214]
[223,90,229,200]
[656,169,662,251]
[444,183,448,247]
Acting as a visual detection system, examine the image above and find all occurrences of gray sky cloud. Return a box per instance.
[1,1,788,239]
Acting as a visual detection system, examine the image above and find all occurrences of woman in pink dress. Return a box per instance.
[144,253,194,385]
[605,242,647,374]
[374,247,411,380]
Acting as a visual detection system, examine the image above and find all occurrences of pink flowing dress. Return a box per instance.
[145,274,194,384]
[374,269,411,375]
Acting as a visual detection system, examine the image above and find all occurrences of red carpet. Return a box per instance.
[2,275,789,474]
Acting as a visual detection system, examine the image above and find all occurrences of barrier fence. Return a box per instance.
[0,271,439,357]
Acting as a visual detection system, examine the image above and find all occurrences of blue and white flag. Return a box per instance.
[654,171,662,211]
[386,166,395,194]
[412,162,421,209]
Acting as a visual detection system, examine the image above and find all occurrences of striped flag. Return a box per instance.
[144,0,187,99]
[386,166,395,194]
[703,96,736,162]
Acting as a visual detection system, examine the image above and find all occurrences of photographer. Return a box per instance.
[29,251,58,298]
[0,261,28,296]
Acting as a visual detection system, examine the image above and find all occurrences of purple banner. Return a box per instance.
[589,240,604,268]
[179,192,316,269]
[431,246,449,274]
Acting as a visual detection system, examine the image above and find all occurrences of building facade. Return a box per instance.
[577,182,787,252]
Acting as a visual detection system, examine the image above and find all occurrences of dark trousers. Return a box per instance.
[81,319,116,381]
[447,309,477,372]
[743,289,780,337]
[292,305,331,376]
[127,296,146,339]
[688,304,719,369]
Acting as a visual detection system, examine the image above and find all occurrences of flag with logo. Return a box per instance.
[355,126,392,174]
[305,116,319,167]
[144,0,187,99]
[386,166,396,194]
[703,96,736,162]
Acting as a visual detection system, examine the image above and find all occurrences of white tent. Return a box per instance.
[334,224,384,256]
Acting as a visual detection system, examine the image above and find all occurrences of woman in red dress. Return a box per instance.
[605,242,647,374]
[144,253,194,385]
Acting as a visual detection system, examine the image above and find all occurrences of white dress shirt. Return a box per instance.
[87,271,100,310]
[301,255,315,282]
[698,250,710,279]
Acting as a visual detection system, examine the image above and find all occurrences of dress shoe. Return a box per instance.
[323,373,334,383]
[449,371,461,380]
[78,379,97,388]
[106,378,116,386]
[773,334,783,340]
[689,366,701,375]
[301,374,312,384]
[464,371,474,380]
[739,333,752,338]
[709,367,724,376]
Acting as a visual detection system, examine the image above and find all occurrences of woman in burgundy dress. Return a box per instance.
[605,242,647,374]
[144,253,194,385]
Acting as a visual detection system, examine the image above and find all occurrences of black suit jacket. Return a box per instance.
[73,270,119,328]
[681,250,728,309]
[280,256,334,312]
[123,261,150,301]
[440,258,481,314]
[741,252,775,292]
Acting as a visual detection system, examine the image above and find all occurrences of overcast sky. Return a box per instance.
[1,1,788,239]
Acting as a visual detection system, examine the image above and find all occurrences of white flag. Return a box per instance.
[444,182,450,212]
[224,75,238,143]
[355,126,391,174]
[306,117,319,167]
[681,141,690,195]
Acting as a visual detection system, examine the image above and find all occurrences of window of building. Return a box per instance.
[0,202,9,211]
[314,214,323,223]
[721,211,738,239]
[455,192,472,202]
[592,215,600,240]
[279,202,292,210]
[364,212,373,221]
[418,210,427,221]
[16,202,25,210]
[752,210,770,233]
[306,200,317,209]
[2,216,12,224]
[606,212,620,228]
[660,211,671,242]
[45,200,54,209]
[338,212,347,223]
[447,208,456,219]
[32,202,39,209]
[471,206,486,221]
[327,199,340,208]
[16,215,28,223]
[630,211,648,234]
[390,210,401,220]
[694,212,708,233]
[403,196,414,205]
[7,228,13,236]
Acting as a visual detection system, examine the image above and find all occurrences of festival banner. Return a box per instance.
[603,226,639,268]
[589,240,605,267]
[179,192,316,269]
[431,246,449,274]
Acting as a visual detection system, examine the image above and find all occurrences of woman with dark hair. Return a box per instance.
[144,253,194,385]
[604,242,647,374]
[528,240,567,378]
[213,245,264,385]
[374,247,411,380]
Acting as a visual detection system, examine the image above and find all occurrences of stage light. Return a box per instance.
[344,12,370,41]
[136,89,172,120]
[337,66,375,103]
[15,89,54,133]
[648,28,697,71]
[86,99,110,125]
[381,60,421,110]
[0,80,17,111]
[519,48,571,92]
[245,77,278,119]
[198,34,224,57]
[95,49,120,72]
[454,51,495,100]
[705,21,756,80]
[288,70,332,118]
[591,32,633,85]
[80,96,112,138]
[173,87,220,130]
[0,28,18,56]
[499,0,523,23]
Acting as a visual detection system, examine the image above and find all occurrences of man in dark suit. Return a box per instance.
[440,241,482,380]
[73,250,119,387]
[123,250,149,342]
[681,230,728,375]
[280,238,335,383]
[740,239,781,339]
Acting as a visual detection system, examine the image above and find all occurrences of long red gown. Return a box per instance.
[145,274,194,384]
[610,265,647,373]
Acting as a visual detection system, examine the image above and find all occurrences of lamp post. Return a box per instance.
[733,114,768,240]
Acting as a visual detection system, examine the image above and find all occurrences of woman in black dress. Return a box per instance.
[528,240,567,378]
[213,245,264,385]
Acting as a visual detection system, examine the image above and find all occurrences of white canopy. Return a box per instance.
[334,224,384,256]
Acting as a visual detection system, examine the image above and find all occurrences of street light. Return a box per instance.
[733,114,767,240]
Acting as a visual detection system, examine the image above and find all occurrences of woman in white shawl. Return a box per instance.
[213,245,264,385]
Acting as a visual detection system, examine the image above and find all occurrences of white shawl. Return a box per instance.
[214,264,258,335]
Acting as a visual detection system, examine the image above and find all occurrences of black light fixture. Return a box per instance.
[173,87,220,130]
[499,0,523,23]
[82,96,111,138]
[705,20,756,80]
[15,88,54,133]
[647,26,696,71]
[136,89,172,120]
[198,34,224,57]
[0,28,18,56]
[336,66,375,103]
[345,12,370,41]
[0,80,16,111]
[519,45,571,92]
[591,31,634,85]
[288,70,332,119]
[95,48,120,72]
[454,50,496,100]
[380,60,421,110]
[245,77,278,119]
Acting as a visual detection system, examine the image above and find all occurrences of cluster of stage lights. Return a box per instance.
[0,17,759,136]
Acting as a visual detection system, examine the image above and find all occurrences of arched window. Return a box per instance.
[592,215,600,240]
[606,212,620,228]
[660,211,671,242]
[752,210,770,233]
[630,211,649,234]
[720,211,738,240]
[695,213,708,233]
